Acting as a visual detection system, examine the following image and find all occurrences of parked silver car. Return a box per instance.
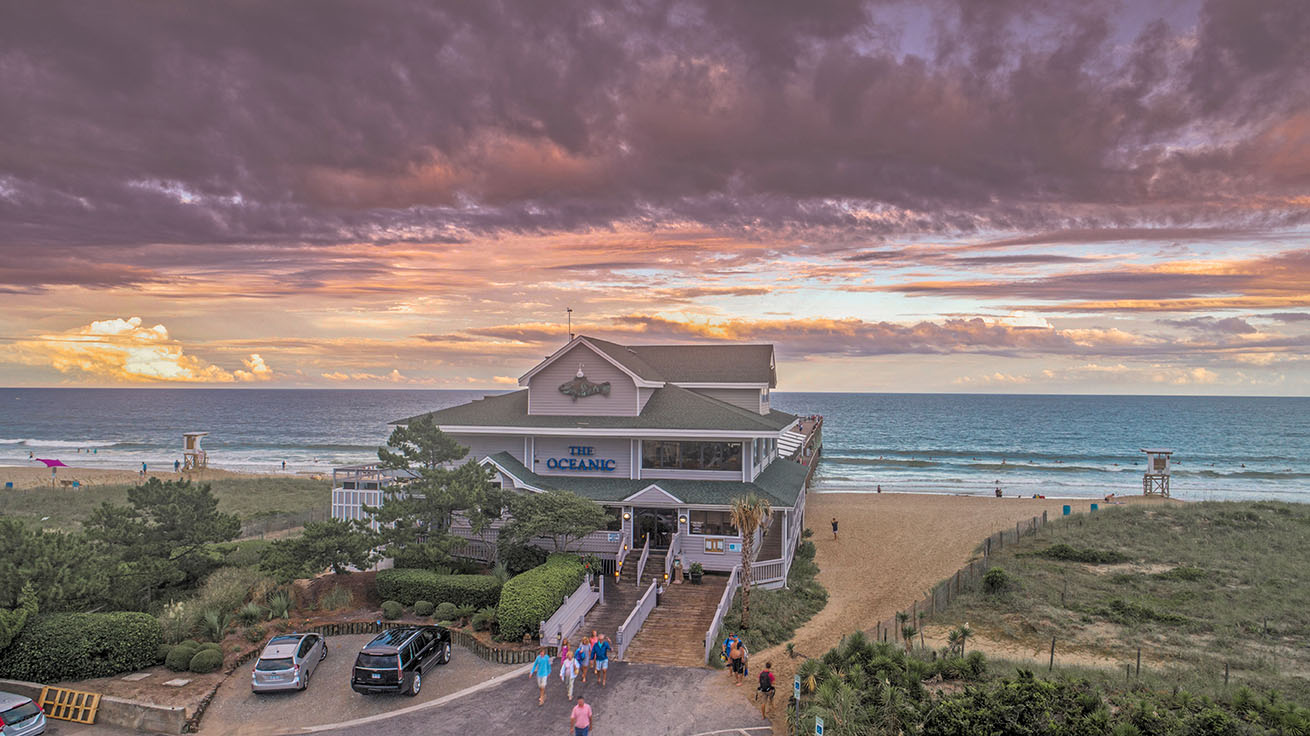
[251,633,327,693]
[0,691,46,736]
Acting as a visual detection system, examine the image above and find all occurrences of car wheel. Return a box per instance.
[408,671,422,697]
[441,642,451,664]
[320,644,327,661]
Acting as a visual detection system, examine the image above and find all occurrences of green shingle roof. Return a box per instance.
[582,336,776,386]
[483,451,810,507]
[394,384,796,433]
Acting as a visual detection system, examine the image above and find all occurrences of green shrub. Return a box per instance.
[471,606,497,632]
[158,600,195,644]
[720,540,826,655]
[982,567,1011,594]
[188,648,223,674]
[200,608,232,642]
[1038,544,1129,564]
[156,643,173,664]
[317,585,354,611]
[453,604,475,623]
[496,555,583,641]
[236,601,267,625]
[0,612,162,683]
[266,591,292,619]
[375,569,503,609]
[381,600,403,620]
[496,540,547,575]
[435,602,457,621]
[413,600,435,617]
[244,625,266,643]
[166,644,197,672]
[200,641,222,653]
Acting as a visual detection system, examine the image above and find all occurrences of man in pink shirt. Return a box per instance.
[570,695,593,736]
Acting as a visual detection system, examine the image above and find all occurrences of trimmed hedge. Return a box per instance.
[0,612,162,683]
[188,649,223,673]
[381,601,403,620]
[435,602,457,621]
[165,645,196,672]
[376,570,502,609]
[413,600,434,617]
[496,555,584,641]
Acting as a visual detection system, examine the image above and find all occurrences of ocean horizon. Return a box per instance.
[2,388,1307,504]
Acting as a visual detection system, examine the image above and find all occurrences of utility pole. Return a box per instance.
[567,307,574,339]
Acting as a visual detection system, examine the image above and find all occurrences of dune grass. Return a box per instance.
[3,476,330,533]
[928,501,1310,703]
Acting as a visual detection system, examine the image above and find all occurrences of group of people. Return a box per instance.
[722,632,777,718]
[530,630,613,735]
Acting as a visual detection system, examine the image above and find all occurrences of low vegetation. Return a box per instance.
[718,538,827,657]
[496,554,584,641]
[375,569,503,609]
[926,501,1310,704]
[0,612,162,683]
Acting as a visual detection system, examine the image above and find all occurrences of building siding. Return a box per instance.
[687,387,764,414]
[448,434,524,464]
[528,343,640,416]
[531,435,633,478]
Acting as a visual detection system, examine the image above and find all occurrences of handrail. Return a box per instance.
[538,575,599,648]
[635,534,651,586]
[752,557,787,586]
[613,533,630,582]
[663,532,681,582]
[615,580,658,661]
[703,565,742,664]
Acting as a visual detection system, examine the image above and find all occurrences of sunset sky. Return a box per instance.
[1,0,1307,393]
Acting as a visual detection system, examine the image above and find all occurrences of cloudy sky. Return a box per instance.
[1,0,1307,393]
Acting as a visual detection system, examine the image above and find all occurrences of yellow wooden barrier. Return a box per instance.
[38,686,100,724]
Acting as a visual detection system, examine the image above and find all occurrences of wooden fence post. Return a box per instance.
[1049,636,1056,671]
[1136,647,1141,678]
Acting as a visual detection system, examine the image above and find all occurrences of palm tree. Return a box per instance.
[729,493,772,628]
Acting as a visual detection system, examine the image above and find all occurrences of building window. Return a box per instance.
[689,510,737,536]
[642,441,743,472]
[603,507,623,531]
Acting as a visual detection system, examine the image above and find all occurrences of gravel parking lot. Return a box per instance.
[198,634,518,736]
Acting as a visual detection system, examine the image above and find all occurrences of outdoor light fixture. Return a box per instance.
[623,511,631,520]
[679,515,687,525]
[663,573,669,580]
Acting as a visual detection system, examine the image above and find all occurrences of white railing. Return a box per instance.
[635,534,651,586]
[615,580,658,661]
[539,575,600,648]
[663,532,681,582]
[703,565,741,664]
[450,537,496,563]
[613,534,630,582]
[752,557,787,587]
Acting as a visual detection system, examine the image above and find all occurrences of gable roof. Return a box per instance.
[392,384,796,434]
[482,451,809,507]
[583,336,776,387]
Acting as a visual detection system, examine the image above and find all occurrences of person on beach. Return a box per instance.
[142,461,147,473]
[570,695,593,736]
[722,632,739,668]
[531,648,552,706]
[574,635,590,684]
[756,661,776,716]
[592,634,612,687]
[876,485,882,493]
[729,638,747,686]
[174,459,180,473]
[281,460,286,470]
[831,517,839,540]
[560,644,579,699]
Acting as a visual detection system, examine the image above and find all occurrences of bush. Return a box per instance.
[244,625,266,643]
[720,540,826,655]
[413,600,435,617]
[188,648,223,674]
[156,643,173,664]
[1038,544,1129,564]
[200,641,222,653]
[166,644,197,672]
[317,585,354,611]
[375,569,503,609]
[200,608,232,642]
[266,591,292,619]
[0,612,162,683]
[496,555,583,641]
[236,601,267,625]
[435,602,457,621]
[982,567,1011,594]
[381,600,403,620]
[471,606,497,632]
[496,540,547,576]
[453,605,475,624]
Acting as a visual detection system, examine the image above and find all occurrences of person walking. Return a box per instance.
[530,648,552,706]
[574,635,590,684]
[560,646,579,700]
[587,630,601,678]
[756,661,776,717]
[831,516,838,540]
[570,695,594,736]
[174,459,180,473]
[592,634,612,687]
[729,638,746,686]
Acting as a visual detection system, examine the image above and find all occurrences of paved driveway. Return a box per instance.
[198,634,518,736]
[303,662,769,736]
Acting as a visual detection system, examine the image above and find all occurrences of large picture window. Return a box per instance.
[642,441,743,472]
[689,510,737,536]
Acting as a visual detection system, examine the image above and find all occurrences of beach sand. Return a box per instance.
[0,464,290,489]
[755,491,1178,733]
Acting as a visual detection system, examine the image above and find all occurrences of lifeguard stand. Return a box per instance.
[183,432,209,471]
[1141,448,1172,497]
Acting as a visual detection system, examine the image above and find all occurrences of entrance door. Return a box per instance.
[634,508,675,549]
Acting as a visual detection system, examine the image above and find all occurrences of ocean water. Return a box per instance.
[0,389,1306,503]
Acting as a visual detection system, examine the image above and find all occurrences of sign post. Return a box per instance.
[815,715,824,735]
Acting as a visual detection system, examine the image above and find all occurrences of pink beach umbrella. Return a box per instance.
[34,458,68,468]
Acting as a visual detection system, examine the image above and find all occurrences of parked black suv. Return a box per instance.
[351,626,451,696]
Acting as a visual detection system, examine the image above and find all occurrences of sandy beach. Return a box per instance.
[0,463,297,490]
[755,491,1178,733]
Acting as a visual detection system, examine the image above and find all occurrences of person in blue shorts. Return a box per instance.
[592,634,612,687]
[575,635,591,684]
[531,648,551,706]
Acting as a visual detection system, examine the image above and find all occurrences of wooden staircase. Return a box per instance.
[621,573,730,667]
[758,514,783,560]
[577,551,666,647]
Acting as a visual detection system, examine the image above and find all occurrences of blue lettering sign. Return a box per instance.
[544,449,615,472]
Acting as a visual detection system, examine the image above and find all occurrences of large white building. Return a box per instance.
[332,335,821,578]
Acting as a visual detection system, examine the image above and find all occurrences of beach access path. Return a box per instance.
[755,492,1168,733]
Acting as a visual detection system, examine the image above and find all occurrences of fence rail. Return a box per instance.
[753,557,787,587]
[613,534,630,582]
[615,580,658,661]
[703,565,742,664]
[869,511,1050,647]
[664,532,682,582]
[635,534,651,586]
[451,537,497,563]
[240,508,330,539]
[539,575,600,648]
